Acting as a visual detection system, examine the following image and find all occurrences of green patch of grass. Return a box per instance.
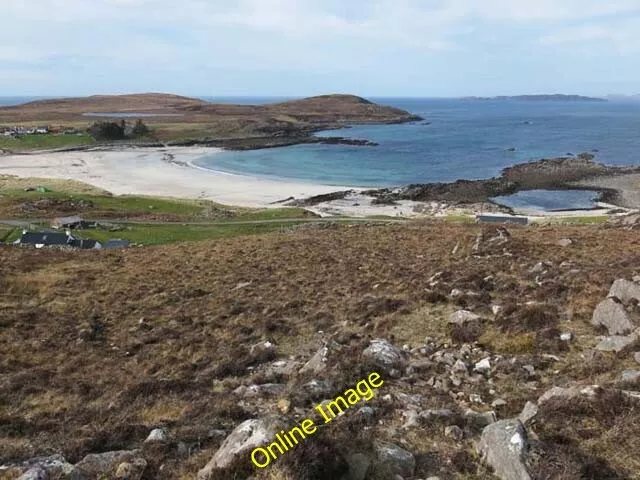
[544,216,610,225]
[0,225,16,243]
[76,221,307,245]
[0,134,94,151]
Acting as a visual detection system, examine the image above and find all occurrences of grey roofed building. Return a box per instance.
[52,215,84,229]
[476,214,528,225]
[70,238,102,250]
[17,232,74,247]
[103,239,130,249]
[14,231,102,250]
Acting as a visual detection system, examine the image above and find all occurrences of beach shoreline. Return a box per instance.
[0,146,352,209]
[0,146,637,220]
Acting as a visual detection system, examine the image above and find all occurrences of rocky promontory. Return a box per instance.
[365,154,640,207]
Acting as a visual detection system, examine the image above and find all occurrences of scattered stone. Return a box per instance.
[197,416,291,478]
[345,452,371,480]
[362,339,407,372]
[596,334,637,352]
[474,357,491,374]
[452,359,468,374]
[556,238,573,247]
[492,305,503,316]
[538,385,598,405]
[450,288,464,298]
[609,279,640,304]
[522,365,535,378]
[477,420,532,480]
[469,394,483,404]
[299,341,339,375]
[519,401,539,425]
[560,332,573,342]
[249,340,275,357]
[234,383,287,398]
[20,468,47,480]
[419,409,454,422]
[464,409,497,430]
[621,370,640,383]
[591,298,635,335]
[375,443,416,478]
[74,451,146,480]
[144,428,168,443]
[450,310,481,325]
[492,399,507,409]
[445,425,464,441]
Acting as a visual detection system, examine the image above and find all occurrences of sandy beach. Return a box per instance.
[0,147,349,208]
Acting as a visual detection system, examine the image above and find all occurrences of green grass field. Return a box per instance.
[0,224,16,243]
[75,221,308,245]
[0,187,314,222]
[0,134,95,151]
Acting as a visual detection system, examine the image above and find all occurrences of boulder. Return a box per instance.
[445,425,464,441]
[375,443,416,478]
[449,310,481,325]
[362,339,407,372]
[464,409,497,431]
[538,385,598,405]
[518,401,539,425]
[474,357,491,374]
[74,450,146,480]
[144,428,169,443]
[596,334,638,352]
[197,416,290,479]
[6,456,75,479]
[591,298,635,335]
[609,279,640,304]
[345,452,371,480]
[299,342,339,375]
[477,420,531,480]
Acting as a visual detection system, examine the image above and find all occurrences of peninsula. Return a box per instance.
[0,93,422,152]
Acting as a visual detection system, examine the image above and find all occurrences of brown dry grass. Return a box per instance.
[1,222,640,478]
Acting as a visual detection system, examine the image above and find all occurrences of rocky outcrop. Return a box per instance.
[197,416,291,479]
[375,443,416,477]
[591,298,635,335]
[477,420,532,480]
[362,339,408,374]
[73,450,147,480]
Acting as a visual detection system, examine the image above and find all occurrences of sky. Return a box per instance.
[2,0,640,97]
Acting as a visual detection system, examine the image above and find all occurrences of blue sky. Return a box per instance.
[2,0,640,97]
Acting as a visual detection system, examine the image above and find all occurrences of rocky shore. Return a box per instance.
[364,154,640,208]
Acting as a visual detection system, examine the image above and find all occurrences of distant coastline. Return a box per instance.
[461,94,606,102]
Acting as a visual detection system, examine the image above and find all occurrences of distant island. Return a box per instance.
[462,94,606,102]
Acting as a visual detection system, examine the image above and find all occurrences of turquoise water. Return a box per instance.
[191,98,640,210]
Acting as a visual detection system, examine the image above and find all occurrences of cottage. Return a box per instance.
[15,232,74,249]
[14,230,102,250]
[52,215,84,230]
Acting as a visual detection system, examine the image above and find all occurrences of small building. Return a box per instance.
[15,232,74,249]
[52,215,84,230]
[14,230,102,250]
[476,214,529,225]
[103,239,130,250]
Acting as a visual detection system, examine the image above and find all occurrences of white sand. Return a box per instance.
[0,147,347,208]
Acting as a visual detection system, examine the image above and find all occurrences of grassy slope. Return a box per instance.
[1,222,640,479]
[0,134,95,151]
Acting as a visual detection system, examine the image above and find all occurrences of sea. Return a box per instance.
[4,96,640,211]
